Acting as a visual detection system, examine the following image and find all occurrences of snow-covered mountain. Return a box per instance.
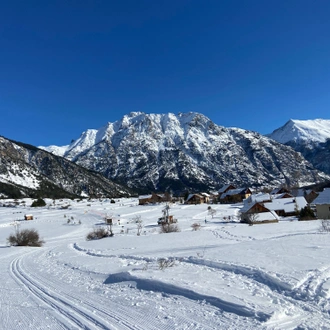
[268,119,330,175]
[40,112,327,192]
[0,136,133,198]
[268,119,330,145]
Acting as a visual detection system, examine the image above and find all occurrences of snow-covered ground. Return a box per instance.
[1,198,330,329]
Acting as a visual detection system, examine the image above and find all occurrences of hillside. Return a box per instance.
[0,136,133,198]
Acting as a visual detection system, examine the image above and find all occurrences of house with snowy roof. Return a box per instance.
[240,201,279,224]
[313,188,330,219]
[220,187,252,204]
[185,193,208,204]
[240,193,307,222]
[138,192,172,205]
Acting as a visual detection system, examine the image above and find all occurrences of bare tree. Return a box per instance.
[208,207,217,218]
[133,215,143,236]
[320,219,330,232]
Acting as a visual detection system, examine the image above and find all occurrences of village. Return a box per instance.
[138,184,330,225]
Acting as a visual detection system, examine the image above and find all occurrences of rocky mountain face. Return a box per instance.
[268,119,330,175]
[41,112,327,193]
[0,136,133,199]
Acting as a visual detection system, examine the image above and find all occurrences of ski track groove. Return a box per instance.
[12,248,203,330]
[10,256,112,329]
[10,254,152,330]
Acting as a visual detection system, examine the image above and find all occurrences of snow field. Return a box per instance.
[1,198,330,329]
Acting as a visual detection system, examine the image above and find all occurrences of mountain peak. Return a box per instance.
[268,118,330,144]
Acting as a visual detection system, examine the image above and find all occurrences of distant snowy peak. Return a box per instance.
[268,119,330,144]
[42,145,69,157]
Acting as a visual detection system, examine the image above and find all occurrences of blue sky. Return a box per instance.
[1,0,330,146]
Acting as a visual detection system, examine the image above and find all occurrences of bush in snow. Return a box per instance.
[191,222,201,231]
[31,198,46,207]
[159,223,180,234]
[7,228,44,247]
[299,206,316,221]
[86,227,113,240]
[158,258,175,270]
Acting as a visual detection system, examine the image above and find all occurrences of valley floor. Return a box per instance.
[1,198,330,329]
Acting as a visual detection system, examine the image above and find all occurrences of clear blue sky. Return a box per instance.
[1,0,330,146]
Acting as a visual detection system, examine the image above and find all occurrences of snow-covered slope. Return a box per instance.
[268,119,330,145]
[0,137,133,198]
[41,112,327,192]
[268,119,330,175]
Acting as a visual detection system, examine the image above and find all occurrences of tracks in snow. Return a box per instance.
[71,242,330,328]
[10,253,149,330]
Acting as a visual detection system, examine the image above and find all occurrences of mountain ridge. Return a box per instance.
[40,112,328,193]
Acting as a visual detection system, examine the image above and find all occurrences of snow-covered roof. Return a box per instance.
[240,201,260,213]
[138,195,152,199]
[275,193,293,199]
[245,193,271,204]
[313,188,330,205]
[218,184,235,193]
[221,188,249,198]
[264,197,307,213]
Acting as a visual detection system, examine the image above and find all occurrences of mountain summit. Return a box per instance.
[268,119,330,145]
[268,119,330,175]
[41,112,326,192]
